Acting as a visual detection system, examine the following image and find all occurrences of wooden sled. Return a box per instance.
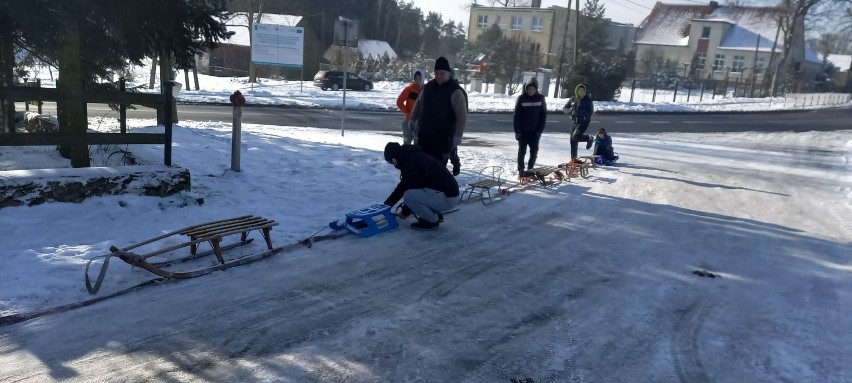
[558,156,597,180]
[459,166,506,205]
[85,216,281,294]
[520,165,565,187]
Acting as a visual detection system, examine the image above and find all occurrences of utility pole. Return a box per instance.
[750,33,761,97]
[573,0,579,64]
[554,3,572,98]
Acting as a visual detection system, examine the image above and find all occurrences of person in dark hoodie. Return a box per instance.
[396,69,425,145]
[563,84,595,160]
[410,56,468,169]
[383,142,460,231]
[513,77,547,177]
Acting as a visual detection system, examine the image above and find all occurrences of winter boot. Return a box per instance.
[411,218,439,231]
[586,137,594,150]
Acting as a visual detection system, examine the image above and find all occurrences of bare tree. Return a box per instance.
[487,0,532,6]
[774,0,827,91]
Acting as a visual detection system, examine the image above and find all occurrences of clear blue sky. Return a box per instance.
[407,0,663,29]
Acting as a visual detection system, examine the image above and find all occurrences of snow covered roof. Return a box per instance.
[636,2,783,49]
[225,13,304,47]
[636,3,709,46]
[819,54,852,71]
[358,40,398,61]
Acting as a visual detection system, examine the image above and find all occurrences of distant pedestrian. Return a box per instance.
[410,56,468,170]
[513,78,547,177]
[563,84,594,159]
[396,69,425,145]
[383,142,460,231]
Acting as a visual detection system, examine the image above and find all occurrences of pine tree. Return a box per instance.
[577,0,609,57]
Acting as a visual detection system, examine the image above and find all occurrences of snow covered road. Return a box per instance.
[1,123,850,382]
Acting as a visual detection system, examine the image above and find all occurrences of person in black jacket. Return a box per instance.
[563,84,595,159]
[383,142,460,231]
[410,57,468,167]
[513,78,547,176]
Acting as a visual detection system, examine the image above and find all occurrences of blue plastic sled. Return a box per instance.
[328,203,399,237]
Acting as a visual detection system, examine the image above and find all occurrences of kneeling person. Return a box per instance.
[383,142,459,231]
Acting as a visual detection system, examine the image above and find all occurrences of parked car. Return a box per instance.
[313,71,373,91]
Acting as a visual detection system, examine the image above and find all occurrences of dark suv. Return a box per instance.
[313,71,373,91]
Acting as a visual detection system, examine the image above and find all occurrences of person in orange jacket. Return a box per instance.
[396,69,425,145]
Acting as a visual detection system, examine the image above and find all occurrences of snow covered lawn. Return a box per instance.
[0,119,850,382]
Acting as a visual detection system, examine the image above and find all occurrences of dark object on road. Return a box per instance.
[693,269,720,278]
[313,70,373,91]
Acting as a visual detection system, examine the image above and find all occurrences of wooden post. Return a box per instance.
[57,20,89,167]
[232,105,242,172]
[119,78,127,134]
[164,82,173,166]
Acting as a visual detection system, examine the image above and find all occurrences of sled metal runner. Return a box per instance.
[85,216,281,294]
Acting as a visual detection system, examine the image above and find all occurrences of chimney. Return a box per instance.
[531,0,542,7]
[709,1,719,10]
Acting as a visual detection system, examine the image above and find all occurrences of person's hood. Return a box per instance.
[575,84,589,99]
[525,78,539,93]
[385,143,422,168]
[411,69,426,87]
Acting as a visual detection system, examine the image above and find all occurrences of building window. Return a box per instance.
[713,54,725,71]
[511,16,523,30]
[732,55,745,72]
[531,16,544,31]
[701,26,711,38]
[696,52,706,70]
[755,57,766,74]
[529,42,541,52]
[477,15,488,28]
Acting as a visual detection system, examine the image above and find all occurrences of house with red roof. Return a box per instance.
[634,1,821,90]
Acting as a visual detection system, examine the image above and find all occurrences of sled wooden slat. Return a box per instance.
[180,216,264,236]
[183,217,272,239]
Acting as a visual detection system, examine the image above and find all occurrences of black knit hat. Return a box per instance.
[434,56,451,72]
[384,142,401,163]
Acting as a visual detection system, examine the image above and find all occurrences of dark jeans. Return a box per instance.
[419,135,451,164]
[570,121,592,158]
[594,144,615,160]
[517,132,541,172]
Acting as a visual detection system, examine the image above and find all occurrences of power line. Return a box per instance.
[606,0,649,13]
[619,0,653,10]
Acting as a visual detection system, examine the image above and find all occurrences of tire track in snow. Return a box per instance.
[672,299,712,383]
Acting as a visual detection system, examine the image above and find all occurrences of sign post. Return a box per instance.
[334,17,358,137]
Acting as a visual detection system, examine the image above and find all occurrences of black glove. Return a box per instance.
[536,132,542,139]
[515,133,522,140]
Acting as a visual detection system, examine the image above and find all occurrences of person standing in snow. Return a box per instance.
[410,56,468,172]
[513,77,547,177]
[563,84,595,160]
[383,142,459,231]
[396,69,425,145]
